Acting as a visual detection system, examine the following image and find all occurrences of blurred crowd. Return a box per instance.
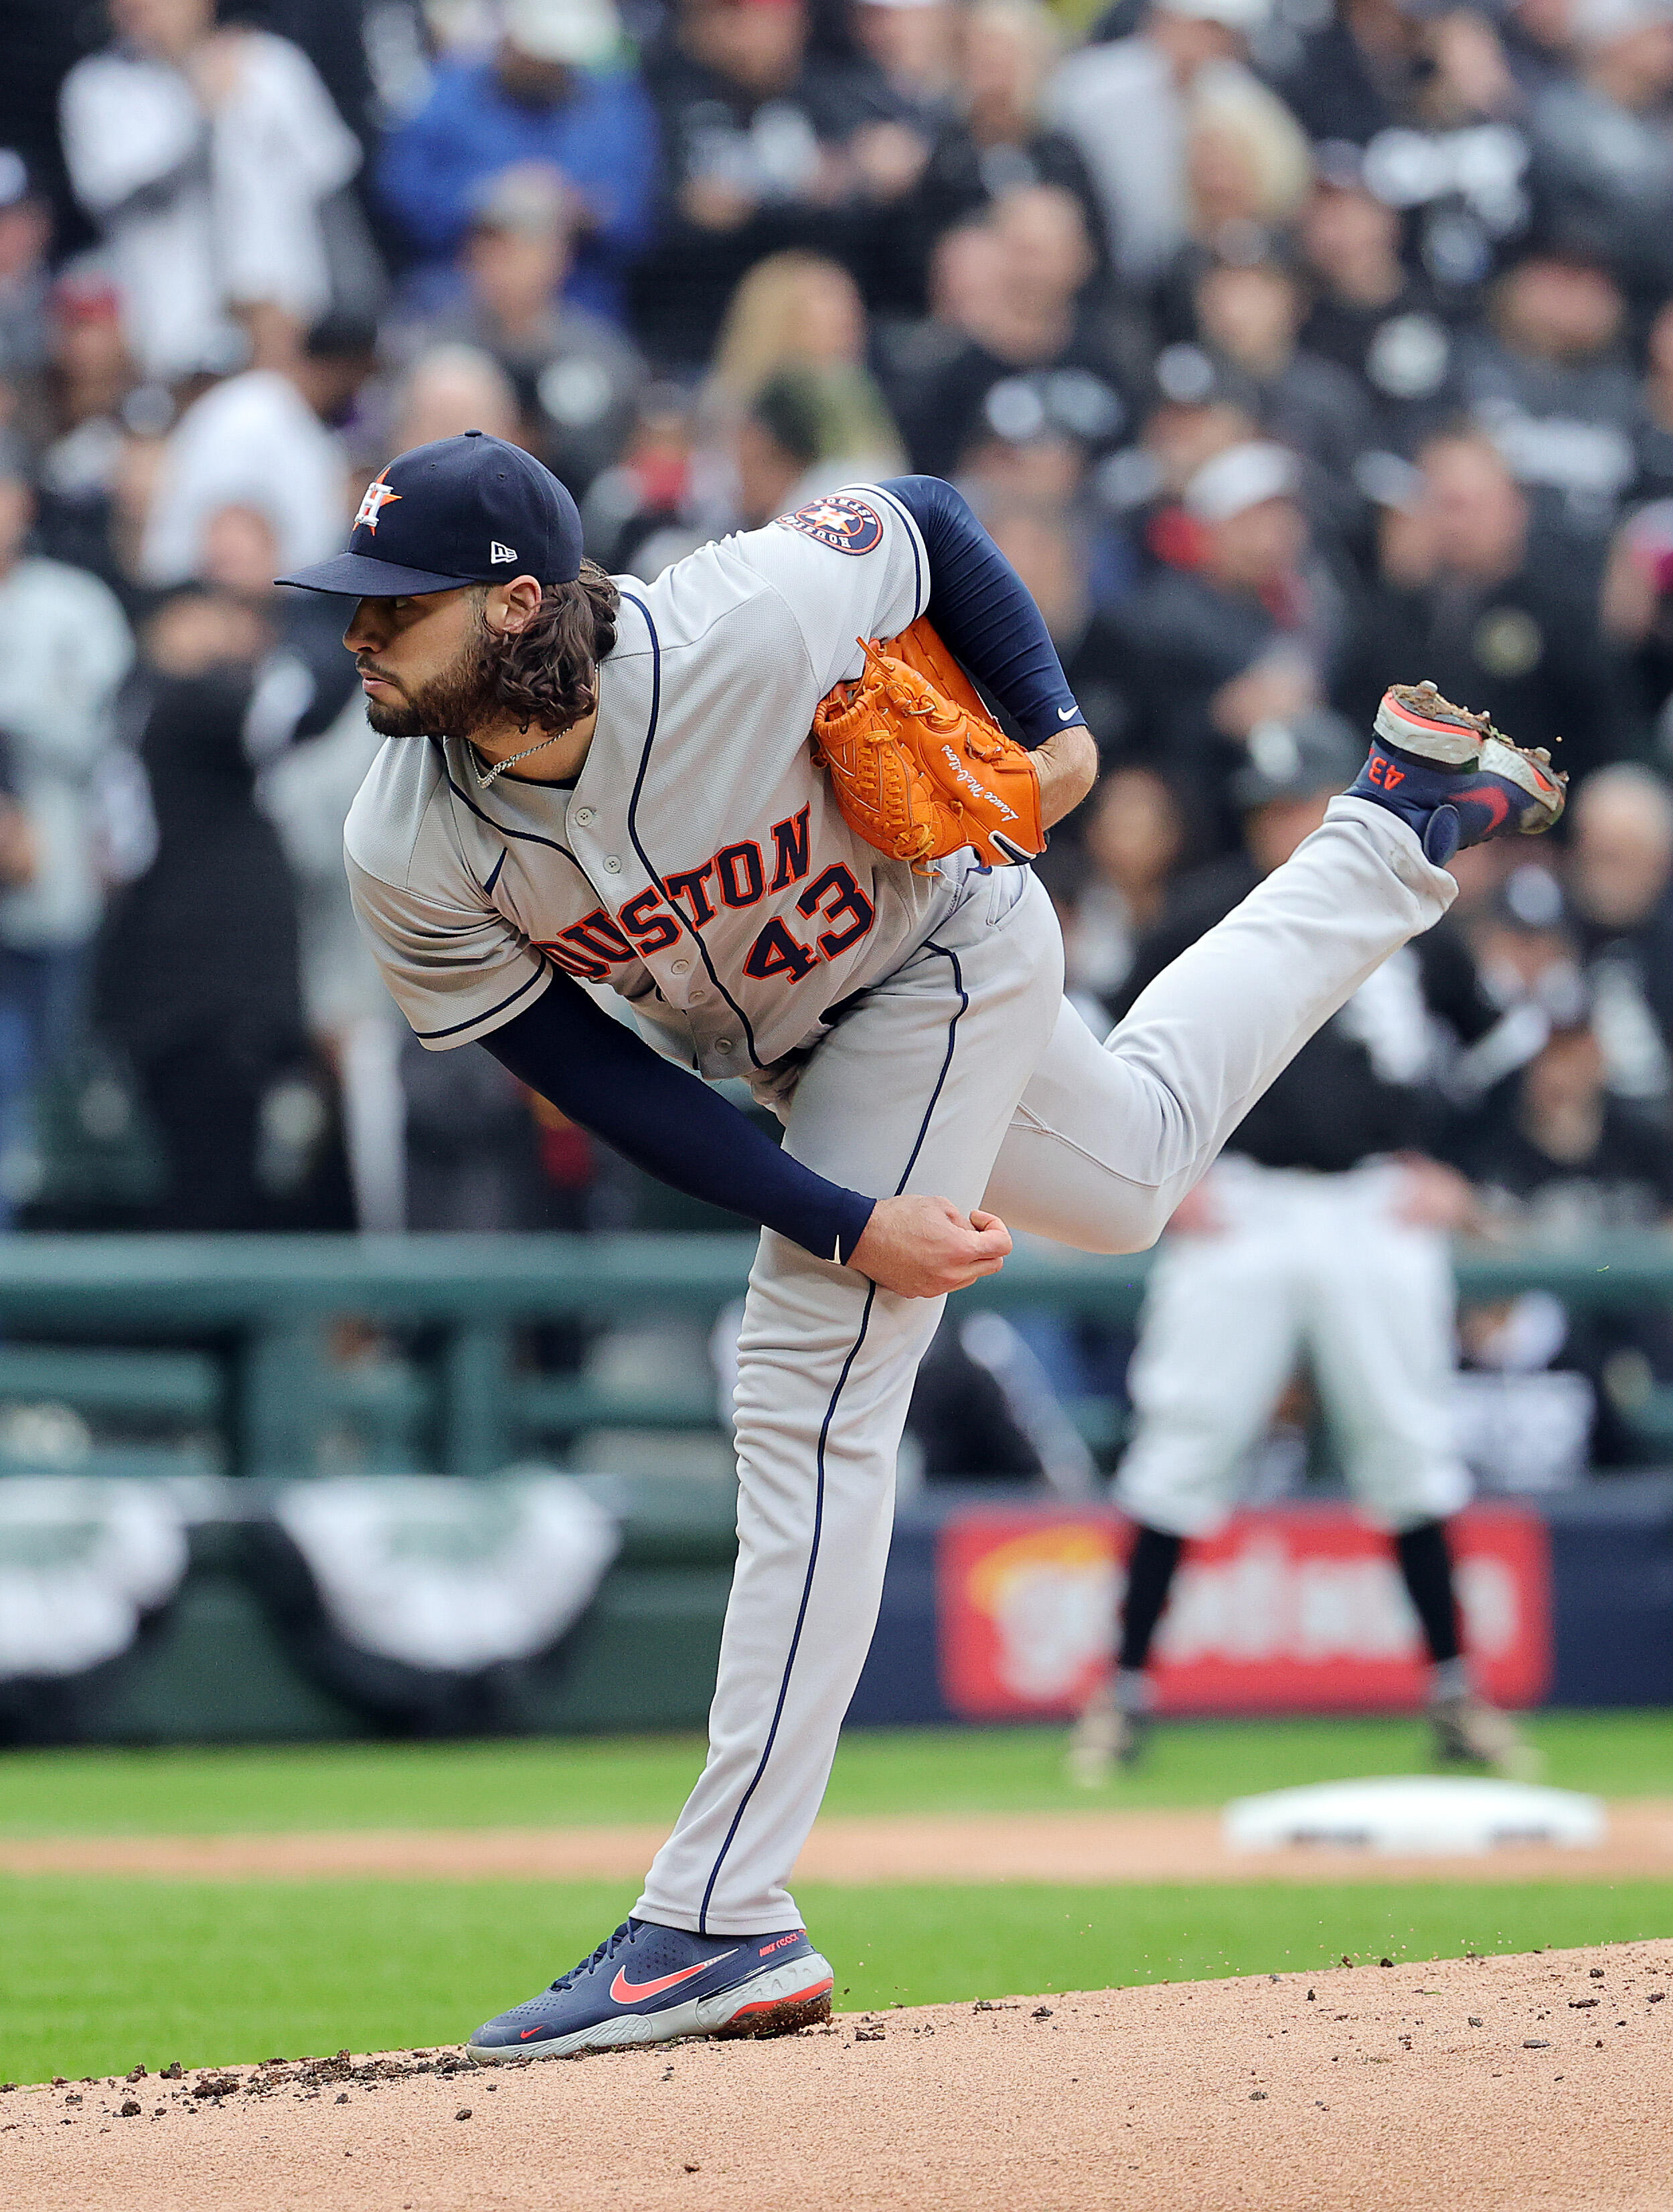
[7,0,1673,1462]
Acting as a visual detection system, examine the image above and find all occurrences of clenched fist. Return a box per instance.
[849,1193,1012,1297]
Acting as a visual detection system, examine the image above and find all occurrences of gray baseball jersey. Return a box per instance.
[345,485,981,1086]
[341,466,1461,1944]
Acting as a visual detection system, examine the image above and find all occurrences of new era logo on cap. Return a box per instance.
[274,430,582,599]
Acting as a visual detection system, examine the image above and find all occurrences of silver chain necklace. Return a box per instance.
[477,729,569,786]
[475,667,598,786]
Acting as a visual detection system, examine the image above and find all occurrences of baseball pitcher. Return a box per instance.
[278,432,1565,2062]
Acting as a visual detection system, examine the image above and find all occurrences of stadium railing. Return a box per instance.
[0,1230,1666,1476]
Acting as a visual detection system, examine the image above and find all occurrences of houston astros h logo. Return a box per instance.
[354,470,401,535]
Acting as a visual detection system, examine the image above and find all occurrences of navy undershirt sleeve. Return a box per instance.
[880,475,1083,747]
[481,975,877,1264]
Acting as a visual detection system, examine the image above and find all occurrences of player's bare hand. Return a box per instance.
[1392,1153,1482,1231]
[1211,652,1320,740]
[1034,722,1099,829]
[850,1194,1012,1297]
[0,801,37,889]
[187,29,251,109]
[1163,1179,1226,1237]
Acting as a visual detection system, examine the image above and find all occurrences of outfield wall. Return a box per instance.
[852,1478,1673,1728]
[0,1229,1669,1742]
[1,1474,1669,1743]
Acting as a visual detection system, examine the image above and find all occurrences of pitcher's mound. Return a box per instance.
[5,1942,1670,2211]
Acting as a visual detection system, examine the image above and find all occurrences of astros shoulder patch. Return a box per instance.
[775,494,884,556]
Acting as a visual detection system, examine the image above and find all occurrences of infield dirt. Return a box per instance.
[3,1940,1668,2211]
[1,1799,1669,1884]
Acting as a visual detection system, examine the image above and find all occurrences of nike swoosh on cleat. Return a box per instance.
[610,1950,738,2005]
[519,2025,550,2040]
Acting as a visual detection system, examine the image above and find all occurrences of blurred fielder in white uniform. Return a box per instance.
[1071,711,1538,1782]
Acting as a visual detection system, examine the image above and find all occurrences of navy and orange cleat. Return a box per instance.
[1348,680,1567,865]
[465,1918,835,2063]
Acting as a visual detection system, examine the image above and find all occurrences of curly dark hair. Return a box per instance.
[478,559,620,736]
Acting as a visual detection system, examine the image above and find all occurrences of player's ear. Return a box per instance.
[483,575,544,634]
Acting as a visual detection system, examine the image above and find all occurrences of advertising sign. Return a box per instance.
[936,1505,1550,1717]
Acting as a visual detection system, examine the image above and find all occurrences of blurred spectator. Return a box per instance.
[580,386,723,573]
[1523,0,1673,304]
[378,0,657,325]
[1458,1000,1673,1231]
[979,497,1133,754]
[1457,247,1640,554]
[1110,438,1343,841]
[1600,479,1673,734]
[1451,999,1673,1463]
[218,0,433,163]
[389,341,521,451]
[1184,66,1313,253]
[0,454,135,1083]
[28,280,145,590]
[1340,429,1638,786]
[402,1029,558,1231]
[184,495,394,1230]
[260,672,404,1230]
[94,588,309,1230]
[704,250,904,486]
[894,0,1105,294]
[0,150,51,394]
[1186,252,1372,486]
[850,0,957,118]
[139,313,374,590]
[1273,5,1534,323]
[60,0,362,382]
[1272,0,1521,144]
[197,500,359,744]
[631,0,908,363]
[727,369,830,522]
[1634,297,1673,504]
[1465,860,1586,1029]
[1565,762,1673,1105]
[1091,381,1255,576]
[1060,764,1188,1013]
[0,0,1666,1271]
[414,167,645,494]
[1046,0,1292,290]
[886,186,1129,477]
[1297,170,1457,449]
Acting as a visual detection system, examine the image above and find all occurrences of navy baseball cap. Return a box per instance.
[277,430,583,598]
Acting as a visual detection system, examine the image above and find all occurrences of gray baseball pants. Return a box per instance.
[635,798,1455,1934]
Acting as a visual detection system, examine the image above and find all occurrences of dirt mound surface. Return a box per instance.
[3,1800,1669,1885]
[3,1942,1670,2210]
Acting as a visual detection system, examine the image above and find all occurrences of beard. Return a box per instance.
[362,621,499,740]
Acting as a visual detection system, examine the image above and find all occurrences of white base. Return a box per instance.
[1222,1776,1605,1857]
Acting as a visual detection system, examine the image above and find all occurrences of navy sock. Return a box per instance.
[1118,1525,1185,1672]
[1394,1518,1463,1665]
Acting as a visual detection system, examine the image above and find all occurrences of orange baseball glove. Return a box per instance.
[810,616,1044,872]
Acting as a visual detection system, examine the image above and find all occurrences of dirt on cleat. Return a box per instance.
[1385,680,1495,737]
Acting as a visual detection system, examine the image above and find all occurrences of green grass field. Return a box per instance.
[1,1712,1666,1836]
[1,1715,1668,2085]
